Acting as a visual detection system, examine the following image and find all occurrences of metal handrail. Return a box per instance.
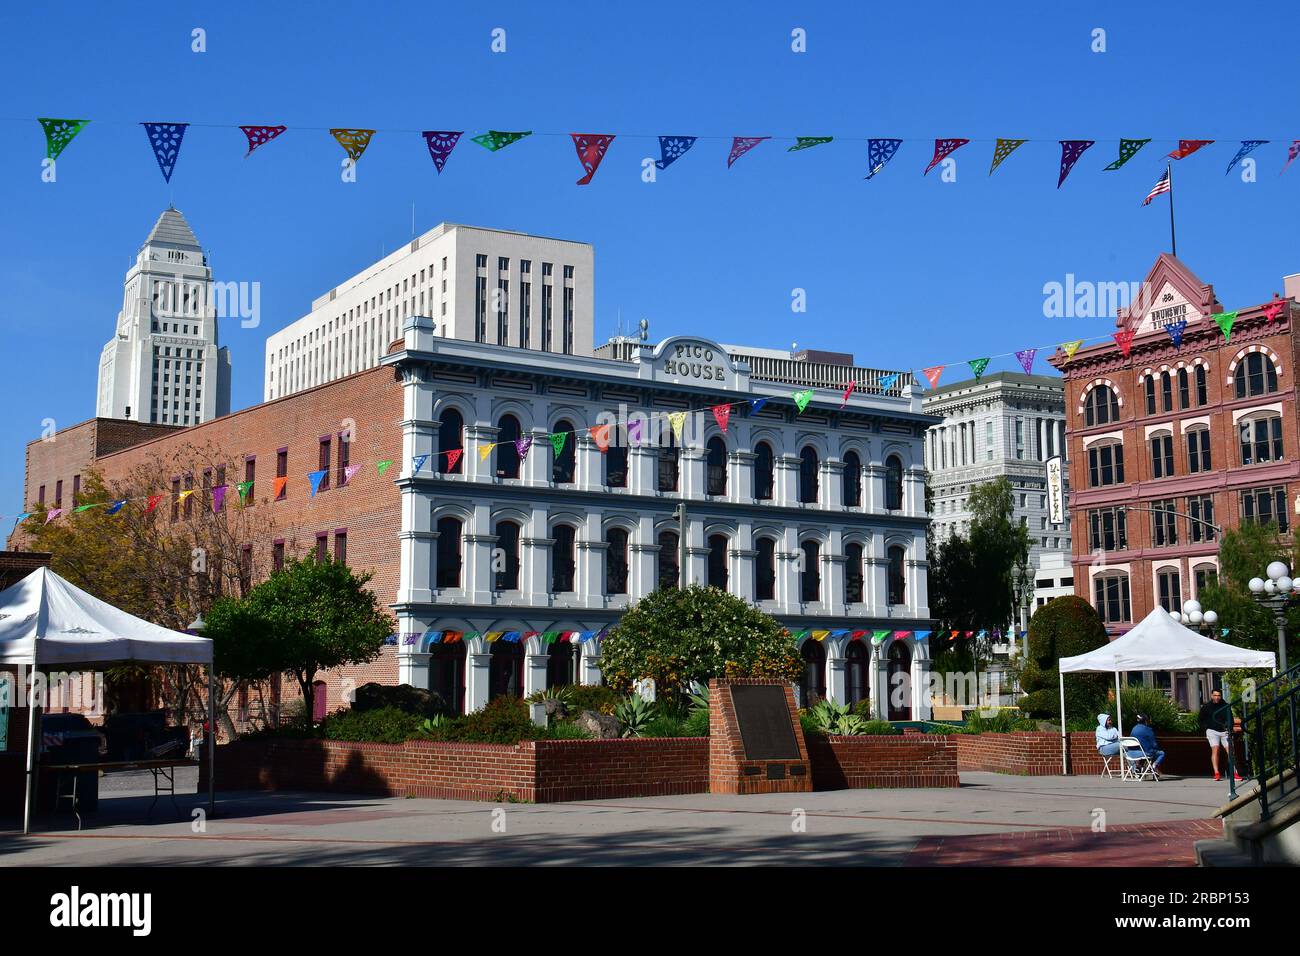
[1242,661,1299,819]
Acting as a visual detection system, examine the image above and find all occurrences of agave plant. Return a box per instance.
[525,685,575,706]
[419,715,448,734]
[614,694,657,738]
[808,698,864,735]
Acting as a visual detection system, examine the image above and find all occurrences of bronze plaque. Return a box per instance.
[731,685,800,761]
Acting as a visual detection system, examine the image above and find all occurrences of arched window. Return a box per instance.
[887,545,906,606]
[753,441,775,501]
[494,520,520,591]
[707,534,729,591]
[800,541,821,603]
[843,450,862,507]
[755,537,777,601]
[1195,364,1208,405]
[605,423,628,488]
[552,525,576,593]
[799,640,826,707]
[887,642,912,720]
[547,638,576,688]
[551,419,576,484]
[1178,367,1190,409]
[439,408,464,474]
[1093,572,1132,624]
[1145,376,1157,416]
[657,530,679,590]
[885,455,904,511]
[799,446,819,504]
[845,542,864,603]
[429,642,466,713]
[1235,352,1279,398]
[846,641,869,708]
[1084,386,1120,427]
[1160,370,1173,412]
[706,436,728,497]
[606,527,629,595]
[495,415,522,479]
[436,517,463,589]
[658,431,680,492]
[489,641,524,700]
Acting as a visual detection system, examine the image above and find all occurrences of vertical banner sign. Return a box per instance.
[1046,456,1065,524]
[421,131,463,173]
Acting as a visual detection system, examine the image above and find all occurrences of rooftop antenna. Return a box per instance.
[411,202,416,238]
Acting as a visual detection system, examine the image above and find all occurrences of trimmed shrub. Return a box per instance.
[318,706,425,744]
[1019,596,1110,720]
[859,720,900,735]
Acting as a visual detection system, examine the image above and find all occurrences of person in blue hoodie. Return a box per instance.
[1095,713,1120,756]
[1127,713,1166,776]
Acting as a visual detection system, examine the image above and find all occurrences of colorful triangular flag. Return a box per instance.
[308,470,327,496]
[343,464,360,484]
[236,480,254,502]
[866,138,903,179]
[878,373,899,391]
[478,443,494,463]
[924,138,969,175]
[472,130,531,152]
[792,389,814,412]
[1283,140,1300,176]
[73,504,97,513]
[271,477,288,499]
[146,494,165,513]
[421,131,462,173]
[968,357,990,381]
[590,423,611,452]
[988,138,1026,176]
[1113,329,1136,357]
[667,411,687,441]
[45,508,62,524]
[141,122,188,183]
[1168,139,1214,160]
[727,136,769,168]
[571,133,615,185]
[1263,299,1286,323]
[549,432,568,457]
[1057,140,1094,188]
[840,381,856,407]
[210,486,226,512]
[1225,140,1268,175]
[330,128,375,162]
[1166,318,1188,347]
[655,135,696,170]
[106,500,126,516]
[445,448,462,472]
[712,404,731,433]
[1103,138,1151,170]
[1062,340,1084,361]
[1214,311,1237,343]
[1015,348,1037,374]
[922,366,944,389]
[515,435,533,461]
[38,118,89,161]
[749,397,768,414]
[377,459,394,477]
[412,454,430,474]
[239,125,286,157]
[788,136,833,152]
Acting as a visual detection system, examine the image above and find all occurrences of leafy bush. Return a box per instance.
[1110,685,1194,734]
[683,707,710,737]
[808,699,861,735]
[640,715,692,738]
[455,696,540,744]
[851,699,874,719]
[564,684,622,716]
[540,720,594,740]
[859,720,901,735]
[923,722,962,735]
[960,708,1038,734]
[599,585,801,705]
[1019,596,1110,720]
[525,685,575,707]
[614,695,656,738]
[319,706,425,744]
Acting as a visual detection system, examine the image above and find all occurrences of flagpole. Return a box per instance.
[1167,161,1177,258]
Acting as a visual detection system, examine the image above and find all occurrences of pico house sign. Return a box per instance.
[657,338,734,384]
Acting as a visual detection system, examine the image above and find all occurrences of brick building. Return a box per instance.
[1051,254,1299,642]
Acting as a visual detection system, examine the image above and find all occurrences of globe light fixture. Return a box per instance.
[1249,577,1266,594]
[1248,562,1292,672]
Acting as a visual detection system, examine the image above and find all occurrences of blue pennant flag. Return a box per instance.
[424,630,443,645]
[503,631,521,643]
[830,629,851,638]
[308,469,327,496]
[402,632,419,646]
[749,397,768,414]
[1221,628,1230,637]
[866,138,903,179]
[914,630,931,640]
[655,135,697,170]
[879,373,900,390]
[141,122,188,183]
[13,512,32,526]
[106,500,127,515]
[412,454,430,473]
[1166,318,1188,347]
[1225,140,1268,175]
[976,629,987,638]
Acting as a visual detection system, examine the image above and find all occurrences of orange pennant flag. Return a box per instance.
[590,423,611,452]
[272,476,288,498]
[923,366,945,389]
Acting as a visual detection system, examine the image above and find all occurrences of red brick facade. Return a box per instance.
[708,679,813,794]
[954,730,1246,777]
[807,734,959,789]
[1050,255,1299,633]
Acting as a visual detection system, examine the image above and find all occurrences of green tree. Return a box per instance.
[599,585,802,705]
[236,556,394,725]
[1018,595,1109,720]
[1197,522,1298,663]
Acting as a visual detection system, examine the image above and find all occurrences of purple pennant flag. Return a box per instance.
[627,419,643,444]
[211,485,227,512]
[421,130,463,173]
[515,435,533,460]
[1015,348,1037,374]
[1057,140,1095,188]
[141,122,188,183]
[1166,318,1188,347]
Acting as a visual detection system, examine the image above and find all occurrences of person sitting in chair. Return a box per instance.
[1127,713,1166,777]
[1095,713,1120,757]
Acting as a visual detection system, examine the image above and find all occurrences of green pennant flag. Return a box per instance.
[542,631,559,644]
[73,503,98,513]
[472,130,532,152]
[236,480,254,503]
[988,138,1026,175]
[792,389,814,412]
[376,459,393,477]
[549,431,568,456]
[1214,311,1237,343]
[38,118,90,161]
[1103,138,1151,171]
[788,136,833,152]
[871,630,890,645]
[969,357,991,380]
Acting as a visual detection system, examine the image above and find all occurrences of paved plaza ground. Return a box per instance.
[0,767,1235,866]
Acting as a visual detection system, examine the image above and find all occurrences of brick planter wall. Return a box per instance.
[955,732,1248,777]
[806,734,959,789]
[532,738,709,801]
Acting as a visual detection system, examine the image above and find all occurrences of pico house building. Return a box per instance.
[1051,254,1299,652]
[384,321,938,720]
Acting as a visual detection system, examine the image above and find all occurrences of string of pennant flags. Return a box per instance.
[7,297,1286,530]
[26,118,1300,186]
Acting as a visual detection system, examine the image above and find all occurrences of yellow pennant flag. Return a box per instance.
[668,411,687,441]
[479,443,494,462]
[1062,340,1084,361]
[177,489,195,502]
[810,630,830,642]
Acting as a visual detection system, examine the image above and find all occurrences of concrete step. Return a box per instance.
[1194,838,1256,868]
[1199,767,1300,866]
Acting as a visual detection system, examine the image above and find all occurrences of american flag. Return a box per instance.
[1143,169,1171,205]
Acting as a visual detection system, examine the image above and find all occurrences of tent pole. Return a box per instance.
[1115,671,1123,736]
[1058,671,1068,775]
[22,671,39,836]
[207,660,216,818]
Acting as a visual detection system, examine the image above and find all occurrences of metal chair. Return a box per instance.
[1120,737,1158,782]
[1099,751,1119,778]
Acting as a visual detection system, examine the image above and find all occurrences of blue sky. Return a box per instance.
[0,1,1296,515]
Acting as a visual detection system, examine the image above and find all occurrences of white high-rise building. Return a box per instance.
[96,207,232,425]
[263,223,594,401]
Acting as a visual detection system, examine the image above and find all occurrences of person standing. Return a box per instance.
[1199,689,1243,782]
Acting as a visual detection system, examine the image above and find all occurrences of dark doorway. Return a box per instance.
[887,640,912,720]
[489,641,525,699]
[846,641,869,708]
[430,642,466,713]
[799,640,826,707]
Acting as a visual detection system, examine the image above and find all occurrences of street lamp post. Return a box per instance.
[1248,561,1292,674]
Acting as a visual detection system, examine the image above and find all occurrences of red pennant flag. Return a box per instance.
[924,138,969,175]
[145,494,165,513]
[1168,139,1214,160]
[1113,329,1136,357]
[571,133,615,185]
[711,404,731,433]
[1263,299,1286,323]
[922,366,945,389]
[445,448,463,472]
[839,380,856,407]
[964,630,975,638]
[590,423,611,452]
[239,125,286,156]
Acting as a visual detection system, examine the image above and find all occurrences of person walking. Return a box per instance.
[1198,689,1243,782]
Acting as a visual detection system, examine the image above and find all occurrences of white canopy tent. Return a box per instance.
[1055,606,1276,774]
[0,567,215,832]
